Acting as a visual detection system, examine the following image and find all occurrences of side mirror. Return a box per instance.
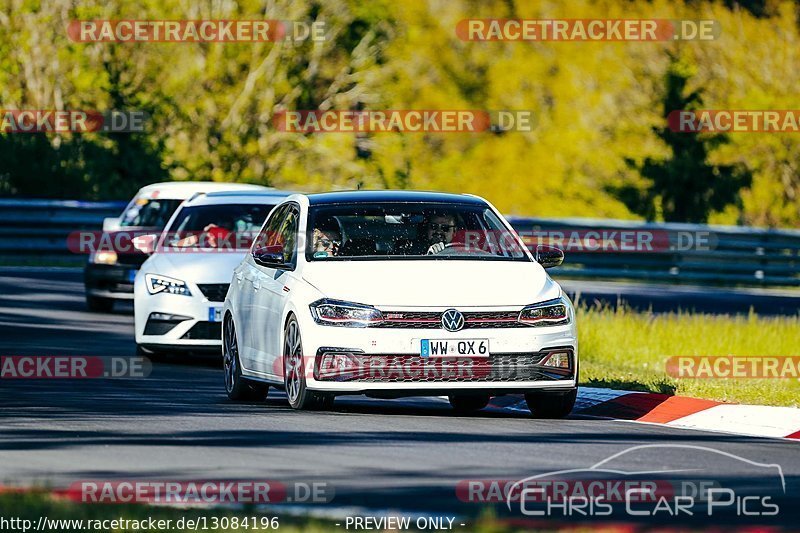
[252,245,286,268]
[103,217,121,232]
[535,245,564,269]
[131,234,158,255]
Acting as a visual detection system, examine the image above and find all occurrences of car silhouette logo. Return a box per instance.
[441,309,465,332]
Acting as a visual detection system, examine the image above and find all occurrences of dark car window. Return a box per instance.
[120,198,183,228]
[163,203,274,250]
[254,204,289,249]
[277,206,299,265]
[306,202,529,262]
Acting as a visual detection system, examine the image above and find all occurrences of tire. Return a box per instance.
[223,315,269,401]
[524,389,577,419]
[448,394,490,413]
[86,295,114,312]
[283,316,334,410]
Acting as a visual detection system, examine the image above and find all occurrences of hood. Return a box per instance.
[145,251,247,284]
[302,260,560,307]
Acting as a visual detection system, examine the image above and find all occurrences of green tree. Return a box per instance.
[612,55,752,223]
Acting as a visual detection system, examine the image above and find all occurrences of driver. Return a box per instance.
[171,221,232,249]
[312,217,341,257]
[203,222,232,248]
[424,213,457,254]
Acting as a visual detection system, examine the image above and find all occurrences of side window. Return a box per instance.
[277,206,299,265]
[254,205,287,250]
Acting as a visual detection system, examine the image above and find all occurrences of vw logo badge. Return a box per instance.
[441,309,465,332]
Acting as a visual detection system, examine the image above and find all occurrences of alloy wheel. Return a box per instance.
[223,314,238,394]
[284,319,302,405]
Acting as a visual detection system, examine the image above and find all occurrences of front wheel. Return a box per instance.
[448,394,490,413]
[224,315,268,401]
[283,316,334,410]
[525,389,577,419]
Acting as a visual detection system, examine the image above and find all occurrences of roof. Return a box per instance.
[205,190,292,199]
[306,190,488,206]
[136,181,271,200]
[185,190,292,207]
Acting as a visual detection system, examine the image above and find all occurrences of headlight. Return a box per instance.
[144,274,192,296]
[518,297,570,326]
[309,299,383,327]
[90,251,118,265]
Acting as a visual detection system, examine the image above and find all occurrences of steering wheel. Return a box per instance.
[430,242,492,256]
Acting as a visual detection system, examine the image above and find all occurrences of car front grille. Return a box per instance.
[180,321,222,340]
[315,351,573,383]
[376,310,523,329]
[116,252,148,266]
[197,284,230,302]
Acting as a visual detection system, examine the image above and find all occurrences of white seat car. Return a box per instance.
[223,191,578,417]
[134,189,290,355]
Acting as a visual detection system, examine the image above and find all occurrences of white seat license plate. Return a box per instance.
[208,307,223,322]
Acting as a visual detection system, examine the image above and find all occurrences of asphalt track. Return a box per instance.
[0,268,799,528]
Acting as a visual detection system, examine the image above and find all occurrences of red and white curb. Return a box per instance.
[488,388,800,440]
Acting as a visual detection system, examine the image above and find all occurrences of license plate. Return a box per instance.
[420,339,489,358]
[208,307,223,322]
[127,270,137,282]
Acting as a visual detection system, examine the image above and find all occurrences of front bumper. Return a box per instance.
[134,288,227,350]
[297,318,578,394]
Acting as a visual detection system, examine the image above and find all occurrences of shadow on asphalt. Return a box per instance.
[0,421,778,452]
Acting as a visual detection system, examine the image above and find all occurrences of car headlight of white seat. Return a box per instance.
[518,297,571,326]
[309,299,384,327]
[144,273,192,296]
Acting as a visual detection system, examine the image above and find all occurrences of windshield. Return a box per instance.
[306,202,529,261]
[163,203,274,250]
[119,197,183,228]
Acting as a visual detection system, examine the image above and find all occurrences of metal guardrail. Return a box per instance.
[0,199,797,287]
[508,216,800,287]
[0,199,125,264]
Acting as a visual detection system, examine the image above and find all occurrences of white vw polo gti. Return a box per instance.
[223,191,578,416]
[133,189,290,355]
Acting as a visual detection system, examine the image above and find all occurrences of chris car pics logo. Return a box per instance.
[504,445,784,519]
